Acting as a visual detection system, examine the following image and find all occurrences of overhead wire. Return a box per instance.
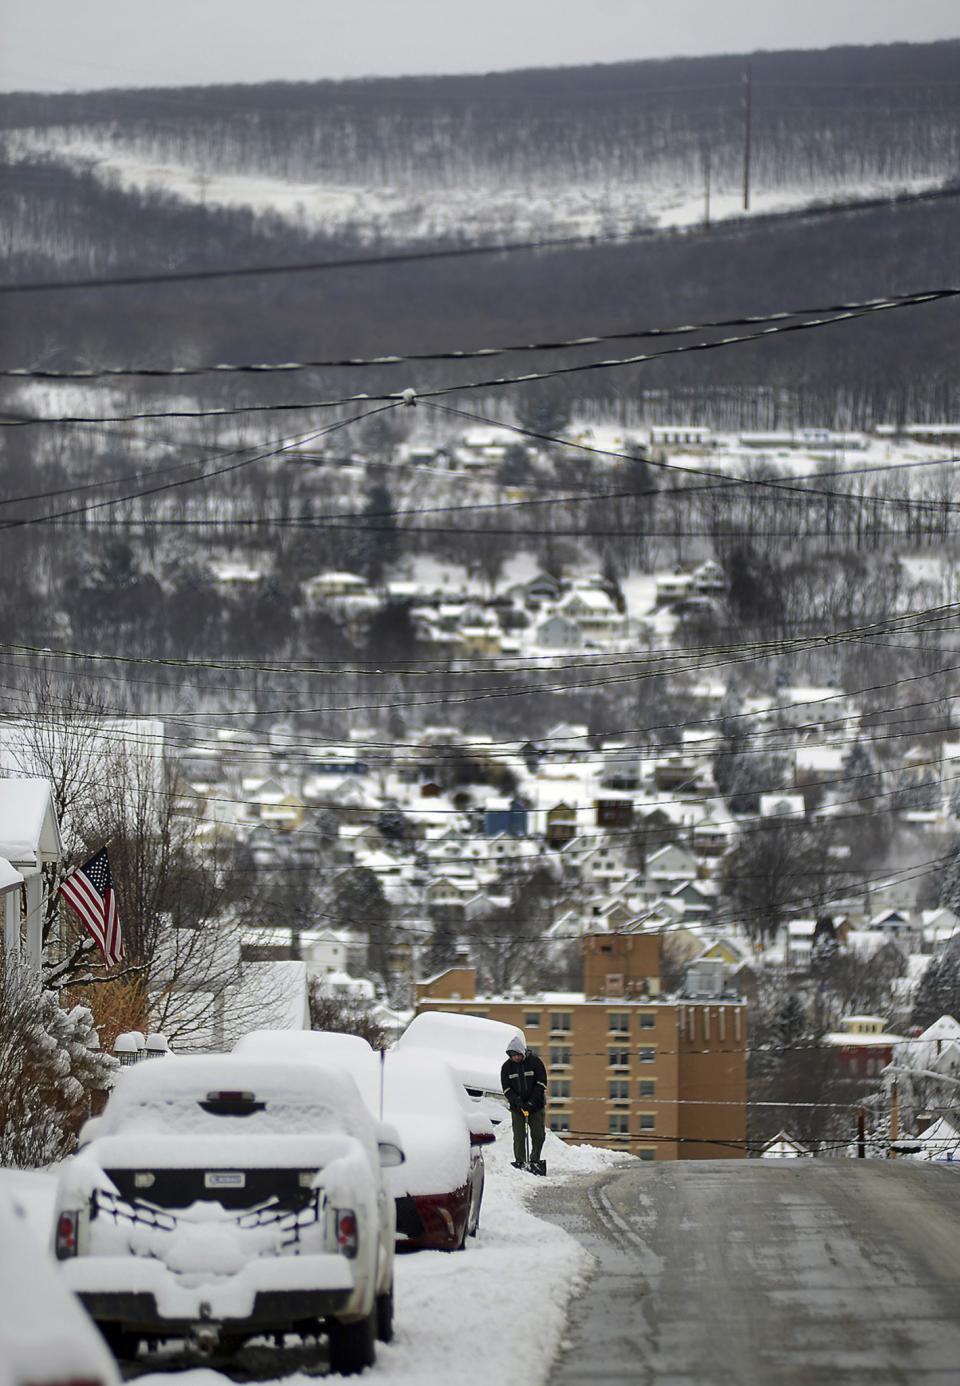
[3,179,959,297]
[426,400,960,514]
[7,638,960,758]
[0,401,403,532]
[7,674,960,852]
[5,394,960,528]
[4,289,954,428]
[4,289,955,379]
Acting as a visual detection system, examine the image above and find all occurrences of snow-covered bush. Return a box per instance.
[0,969,117,1167]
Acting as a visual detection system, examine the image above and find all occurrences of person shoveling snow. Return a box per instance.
[501,1035,548,1175]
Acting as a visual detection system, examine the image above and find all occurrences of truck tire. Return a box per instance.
[328,1306,377,1375]
[376,1281,394,1343]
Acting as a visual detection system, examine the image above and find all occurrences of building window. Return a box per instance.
[608,1047,631,1069]
[639,1047,656,1063]
[608,1012,630,1034]
[639,1012,656,1029]
[608,1114,630,1136]
[550,1046,571,1067]
[638,1079,656,1098]
[608,1080,630,1102]
[551,1080,571,1100]
[638,1113,655,1131]
[550,1115,571,1134]
[524,1012,541,1028]
[638,1149,656,1161]
[550,1012,572,1033]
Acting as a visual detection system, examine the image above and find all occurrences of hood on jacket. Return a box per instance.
[505,1033,527,1056]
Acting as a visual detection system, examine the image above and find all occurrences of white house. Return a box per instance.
[759,1130,811,1159]
[302,571,367,605]
[535,613,584,649]
[0,779,63,975]
[759,793,806,819]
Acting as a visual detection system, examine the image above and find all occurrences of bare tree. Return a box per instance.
[309,979,387,1048]
[5,681,281,1048]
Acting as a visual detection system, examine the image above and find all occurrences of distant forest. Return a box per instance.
[1,40,959,426]
[3,41,959,194]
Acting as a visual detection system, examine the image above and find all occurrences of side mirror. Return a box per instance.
[376,1120,405,1167]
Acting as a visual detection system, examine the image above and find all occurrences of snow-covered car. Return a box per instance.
[383,1049,495,1250]
[397,1010,526,1124]
[235,1030,495,1251]
[0,1182,121,1386]
[52,1055,403,1375]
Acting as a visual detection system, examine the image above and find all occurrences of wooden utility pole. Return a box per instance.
[857,1109,866,1158]
[742,62,753,211]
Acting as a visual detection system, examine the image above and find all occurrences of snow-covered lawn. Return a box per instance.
[3,1129,627,1384]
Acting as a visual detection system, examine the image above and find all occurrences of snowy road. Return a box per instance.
[532,1159,960,1385]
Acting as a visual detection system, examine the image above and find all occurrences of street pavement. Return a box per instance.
[532,1160,960,1385]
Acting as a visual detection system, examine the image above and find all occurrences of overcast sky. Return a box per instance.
[3,0,958,93]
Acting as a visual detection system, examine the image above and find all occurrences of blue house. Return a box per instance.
[483,797,529,838]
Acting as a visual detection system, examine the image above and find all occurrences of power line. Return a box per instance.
[4,289,954,379]
[0,227,678,297]
[3,174,960,297]
[9,681,959,852]
[230,853,952,940]
[427,401,960,515]
[32,517,960,538]
[2,597,959,705]
[7,650,960,776]
[5,290,952,427]
[0,402,402,532]
[5,400,960,529]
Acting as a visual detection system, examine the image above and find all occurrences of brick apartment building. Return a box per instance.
[415,932,747,1159]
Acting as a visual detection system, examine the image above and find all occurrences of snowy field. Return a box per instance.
[7,130,946,245]
[4,1129,628,1385]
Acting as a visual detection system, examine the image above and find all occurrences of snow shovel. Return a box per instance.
[521,1111,547,1176]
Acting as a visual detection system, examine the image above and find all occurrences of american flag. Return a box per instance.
[58,848,123,968]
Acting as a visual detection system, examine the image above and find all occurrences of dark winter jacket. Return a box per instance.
[501,1052,548,1113]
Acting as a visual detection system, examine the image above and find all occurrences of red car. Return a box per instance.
[383,1050,495,1251]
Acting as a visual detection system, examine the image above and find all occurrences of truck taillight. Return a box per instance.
[55,1210,79,1260]
[335,1209,358,1258]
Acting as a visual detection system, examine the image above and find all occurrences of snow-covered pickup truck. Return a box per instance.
[52,1056,403,1375]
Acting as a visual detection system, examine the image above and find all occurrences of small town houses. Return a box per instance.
[162,637,960,1027]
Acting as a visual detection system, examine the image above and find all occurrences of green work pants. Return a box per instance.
[511,1106,545,1163]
